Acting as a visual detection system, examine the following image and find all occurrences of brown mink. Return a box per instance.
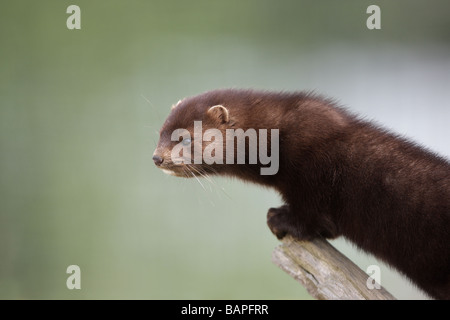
[153,89,450,299]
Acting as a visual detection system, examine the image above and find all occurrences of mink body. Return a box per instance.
[153,89,450,299]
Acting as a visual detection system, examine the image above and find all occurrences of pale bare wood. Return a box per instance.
[272,236,396,300]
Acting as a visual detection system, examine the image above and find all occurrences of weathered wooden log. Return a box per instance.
[272,236,396,300]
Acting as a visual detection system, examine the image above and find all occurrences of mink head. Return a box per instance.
[153,92,233,178]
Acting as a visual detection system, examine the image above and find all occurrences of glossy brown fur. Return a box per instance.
[154,89,450,299]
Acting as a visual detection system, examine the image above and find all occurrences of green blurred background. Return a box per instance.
[1,0,449,299]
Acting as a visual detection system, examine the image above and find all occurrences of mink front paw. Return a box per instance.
[267,205,315,241]
[267,205,291,240]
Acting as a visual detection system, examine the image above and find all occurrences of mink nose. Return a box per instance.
[152,155,164,166]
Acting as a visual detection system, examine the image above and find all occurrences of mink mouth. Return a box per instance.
[155,162,190,178]
[156,161,218,179]
[161,168,188,177]
[156,162,198,178]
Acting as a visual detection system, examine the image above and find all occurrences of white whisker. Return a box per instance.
[191,171,206,191]
[188,165,213,192]
[141,93,162,123]
[141,94,154,107]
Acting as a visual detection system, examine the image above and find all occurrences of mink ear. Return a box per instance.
[171,99,183,110]
[207,105,230,124]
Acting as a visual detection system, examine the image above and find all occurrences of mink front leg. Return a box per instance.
[267,205,338,241]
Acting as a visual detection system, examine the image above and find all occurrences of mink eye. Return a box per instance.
[182,138,191,146]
